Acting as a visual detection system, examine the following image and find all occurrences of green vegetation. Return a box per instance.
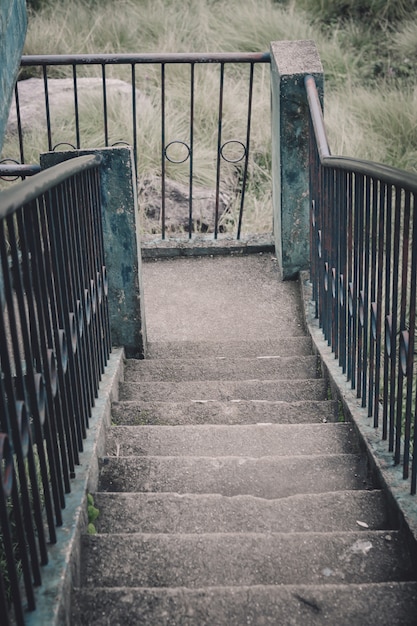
[2,0,416,229]
[87,493,99,535]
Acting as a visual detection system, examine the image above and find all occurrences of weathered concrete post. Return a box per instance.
[0,0,27,153]
[270,40,323,279]
[40,147,147,358]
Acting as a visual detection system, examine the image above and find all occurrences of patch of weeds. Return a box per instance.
[87,493,99,535]
[338,401,345,422]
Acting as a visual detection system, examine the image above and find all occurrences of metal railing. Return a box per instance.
[2,52,271,239]
[0,154,111,624]
[306,74,417,495]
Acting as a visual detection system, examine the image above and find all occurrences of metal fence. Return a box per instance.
[1,52,271,239]
[306,74,417,495]
[0,154,111,624]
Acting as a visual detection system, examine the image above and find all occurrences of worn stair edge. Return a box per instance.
[300,272,417,562]
[111,399,340,425]
[98,454,373,497]
[24,348,125,626]
[105,423,359,457]
[119,378,329,403]
[93,490,392,534]
[71,582,417,626]
[79,531,414,588]
[146,337,313,358]
[124,355,319,383]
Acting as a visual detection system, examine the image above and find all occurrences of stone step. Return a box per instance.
[79,531,413,588]
[119,378,329,403]
[72,582,417,626]
[93,490,391,534]
[124,355,319,383]
[105,423,359,457]
[146,338,313,359]
[98,454,372,497]
[111,399,339,426]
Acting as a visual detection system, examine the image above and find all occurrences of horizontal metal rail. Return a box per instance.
[2,52,272,240]
[305,74,417,495]
[0,154,111,623]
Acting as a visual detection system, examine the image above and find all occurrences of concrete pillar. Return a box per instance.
[270,40,323,279]
[0,0,27,152]
[40,147,147,358]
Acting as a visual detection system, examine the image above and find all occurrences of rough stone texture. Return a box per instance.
[139,176,230,235]
[0,0,27,153]
[94,491,390,534]
[142,255,306,343]
[270,40,323,279]
[111,399,339,426]
[119,378,329,402]
[41,147,147,357]
[80,531,412,588]
[147,337,313,358]
[98,454,371,497]
[105,423,358,457]
[71,583,417,626]
[124,355,319,382]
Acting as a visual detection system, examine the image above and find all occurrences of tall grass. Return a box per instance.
[3,0,417,230]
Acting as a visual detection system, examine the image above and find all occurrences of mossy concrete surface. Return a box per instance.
[0,0,27,153]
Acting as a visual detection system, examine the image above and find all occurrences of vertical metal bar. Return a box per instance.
[73,64,81,149]
[131,64,138,170]
[361,176,371,408]
[42,65,53,151]
[188,63,195,239]
[161,63,166,240]
[355,173,364,398]
[347,172,354,382]
[338,169,348,373]
[374,182,386,428]
[14,82,25,168]
[214,62,225,239]
[237,62,254,240]
[102,64,109,147]
[383,185,393,440]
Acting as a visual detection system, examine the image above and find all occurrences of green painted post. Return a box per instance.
[270,40,323,280]
[0,0,27,152]
[40,147,147,358]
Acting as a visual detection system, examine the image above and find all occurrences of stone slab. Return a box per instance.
[146,337,313,358]
[105,423,358,457]
[94,490,390,534]
[80,531,412,587]
[124,355,319,382]
[111,399,339,426]
[98,454,372,497]
[119,378,329,403]
[72,582,417,626]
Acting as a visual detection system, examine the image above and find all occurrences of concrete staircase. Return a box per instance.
[71,255,417,625]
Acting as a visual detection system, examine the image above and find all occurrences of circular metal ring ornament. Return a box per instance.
[348,283,354,317]
[219,140,246,164]
[53,142,76,151]
[164,141,191,164]
[16,401,29,458]
[47,348,58,397]
[34,373,46,426]
[85,289,91,325]
[111,141,130,148]
[0,434,13,498]
[97,271,103,305]
[339,274,344,307]
[317,230,322,259]
[371,302,378,341]
[102,266,108,297]
[359,291,365,327]
[77,300,84,339]
[331,268,336,299]
[69,312,78,354]
[324,262,329,292]
[0,158,20,182]
[59,329,68,375]
[400,330,409,376]
[385,315,393,358]
[90,279,97,315]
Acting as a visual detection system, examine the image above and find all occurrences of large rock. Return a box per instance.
[139,176,231,234]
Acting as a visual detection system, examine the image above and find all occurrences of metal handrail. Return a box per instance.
[21,52,271,65]
[0,154,102,218]
[305,74,417,190]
